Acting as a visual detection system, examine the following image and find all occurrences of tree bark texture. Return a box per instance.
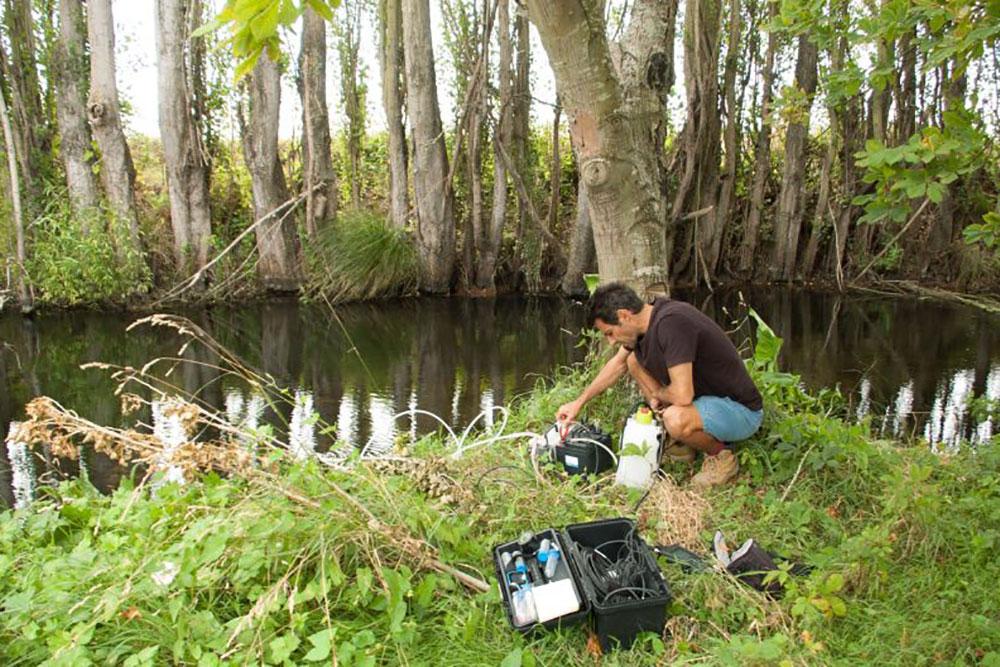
[0,74,29,306]
[525,0,672,292]
[737,0,777,274]
[478,0,512,292]
[769,34,818,281]
[240,54,299,291]
[298,5,337,237]
[155,0,213,275]
[379,0,409,229]
[338,5,365,210]
[2,0,48,195]
[711,0,742,276]
[402,0,455,292]
[670,0,722,282]
[87,0,142,253]
[54,0,100,222]
[560,178,594,296]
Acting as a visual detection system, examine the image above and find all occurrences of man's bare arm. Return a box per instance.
[556,346,631,422]
[651,362,695,408]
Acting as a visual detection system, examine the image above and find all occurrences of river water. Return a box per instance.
[2,289,998,507]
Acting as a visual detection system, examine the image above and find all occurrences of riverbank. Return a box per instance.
[2,326,999,665]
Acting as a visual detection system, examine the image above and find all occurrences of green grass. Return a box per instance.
[303,209,420,304]
[2,332,1000,666]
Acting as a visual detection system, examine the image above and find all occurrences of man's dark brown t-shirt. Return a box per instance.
[633,298,763,411]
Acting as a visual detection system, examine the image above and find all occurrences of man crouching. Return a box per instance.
[556,282,764,488]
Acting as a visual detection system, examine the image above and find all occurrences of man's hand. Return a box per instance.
[556,398,584,424]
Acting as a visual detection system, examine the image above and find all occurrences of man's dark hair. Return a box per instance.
[588,282,644,325]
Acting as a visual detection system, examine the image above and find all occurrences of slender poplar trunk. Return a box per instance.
[769,34,818,281]
[0,77,29,307]
[669,0,722,282]
[2,0,48,197]
[338,6,365,210]
[477,0,512,292]
[298,6,337,236]
[738,0,777,274]
[560,178,594,296]
[709,0,742,276]
[379,0,409,229]
[87,0,142,253]
[54,0,100,222]
[240,54,299,291]
[547,101,561,243]
[512,11,535,288]
[402,0,455,292]
[156,0,212,275]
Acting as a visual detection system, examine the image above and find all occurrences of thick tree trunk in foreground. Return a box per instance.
[769,34,818,280]
[241,54,299,291]
[156,0,212,275]
[525,0,672,292]
[379,0,409,229]
[298,6,337,237]
[54,0,100,223]
[402,0,455,292]
[87,0,142,254]
[477,0,512,292]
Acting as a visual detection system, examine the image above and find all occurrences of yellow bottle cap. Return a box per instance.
[635,406,653,424]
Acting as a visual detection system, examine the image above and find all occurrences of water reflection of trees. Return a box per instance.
[2,292,997,506]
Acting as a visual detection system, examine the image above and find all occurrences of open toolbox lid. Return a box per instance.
[492,518,672,650]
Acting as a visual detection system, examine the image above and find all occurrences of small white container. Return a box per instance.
[615,407,663,489]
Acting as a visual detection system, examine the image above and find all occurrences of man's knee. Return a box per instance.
[662,405,696,440]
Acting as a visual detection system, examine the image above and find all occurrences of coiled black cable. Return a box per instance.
[576,527,661,606]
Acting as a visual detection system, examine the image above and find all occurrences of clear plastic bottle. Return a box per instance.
[544,543,560,579]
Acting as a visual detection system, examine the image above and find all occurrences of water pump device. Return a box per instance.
[537,421,616,475]
[614,404,663,489]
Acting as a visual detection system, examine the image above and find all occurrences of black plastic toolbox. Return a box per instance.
[493,518,671,650]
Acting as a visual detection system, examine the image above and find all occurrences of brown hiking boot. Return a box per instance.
[663,439,696,464]
[690,449,738,488]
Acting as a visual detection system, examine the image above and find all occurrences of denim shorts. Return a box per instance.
[693,395,763,443]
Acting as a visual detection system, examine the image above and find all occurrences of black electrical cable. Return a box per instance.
[575,527,662,607]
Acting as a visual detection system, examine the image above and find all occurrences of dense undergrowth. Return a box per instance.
[1,322,999,666]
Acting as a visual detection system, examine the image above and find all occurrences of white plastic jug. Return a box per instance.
[615,406,663,489]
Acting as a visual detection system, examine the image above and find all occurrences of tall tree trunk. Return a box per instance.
[298,5,337,237]
[831,32,861,282]
[738,0,777,274]
[87,0,142,254]
[512,10,537,289]
[800,131,835,276]
[560,178,594,296]
[54,0,99,222]
[708,0,742,276]
[547,101,561,243]
[402,0,455,292]
[240,54,299,291]
[896,29,917,143]
[338,5,365,210]
[379,0,409,229]
[924,65,966,271]
[769,34,818,281]
[525,0,674,292]
[477,0,512,292]
[0,75,29,307]
[2,0,48,197]
[156,0,212,276]
[669,0,722,282]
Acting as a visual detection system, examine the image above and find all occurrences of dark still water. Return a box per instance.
[2,290,999,507]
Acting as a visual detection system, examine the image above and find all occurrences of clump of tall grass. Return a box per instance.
[303,209,419,303]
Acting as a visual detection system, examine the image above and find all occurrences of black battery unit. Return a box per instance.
[551,423,615,475]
